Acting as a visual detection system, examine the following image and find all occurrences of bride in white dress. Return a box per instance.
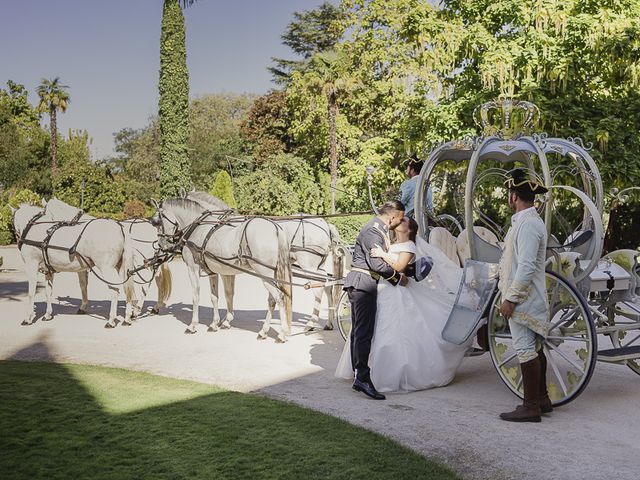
[335,217,471,393]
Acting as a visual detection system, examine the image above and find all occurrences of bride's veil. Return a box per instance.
[415,237,463,297]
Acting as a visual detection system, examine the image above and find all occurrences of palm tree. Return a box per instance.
[37,77,70,176]
[308,50,356,213]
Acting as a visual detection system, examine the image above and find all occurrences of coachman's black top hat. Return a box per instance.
[504,168,548,195]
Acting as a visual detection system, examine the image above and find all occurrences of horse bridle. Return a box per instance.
[152,204,183,251]
[152,203,234,253]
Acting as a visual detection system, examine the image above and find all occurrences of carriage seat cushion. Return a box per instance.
[428,227,461,266]
[456,227,500,264]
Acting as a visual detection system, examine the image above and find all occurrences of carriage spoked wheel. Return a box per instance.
[605,303,640,376]
[337,290,352,341]
[488,270,597,407]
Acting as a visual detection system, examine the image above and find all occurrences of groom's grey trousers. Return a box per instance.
[347,287,378,383]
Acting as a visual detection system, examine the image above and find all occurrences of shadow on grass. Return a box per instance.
[0,344,461,480]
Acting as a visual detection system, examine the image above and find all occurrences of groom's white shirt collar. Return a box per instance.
[511,206,537,226]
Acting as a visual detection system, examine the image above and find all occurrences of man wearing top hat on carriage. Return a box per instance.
[498,168,553,422]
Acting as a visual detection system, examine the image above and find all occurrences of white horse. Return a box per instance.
[186,191,346,330]
[177,192,237,332]
[12,203,136,327]
[152,198,293,342]
[44,198,172,319]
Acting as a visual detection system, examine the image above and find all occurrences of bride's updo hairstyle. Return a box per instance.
[407,217,419,242]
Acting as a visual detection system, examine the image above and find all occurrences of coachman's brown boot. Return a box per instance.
[538,349,553,413]
[500,357,542,422]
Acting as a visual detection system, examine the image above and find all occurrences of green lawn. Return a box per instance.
[0,361,461,480]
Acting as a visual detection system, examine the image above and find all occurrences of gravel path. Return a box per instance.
[1,245,639,479]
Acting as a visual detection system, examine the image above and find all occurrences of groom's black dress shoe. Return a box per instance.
[352,378,385,400]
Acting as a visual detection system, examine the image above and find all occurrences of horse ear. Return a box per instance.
[41,198,47,207]
[150,198,159,208]
[8,205,16,214]
[179,188,186,198]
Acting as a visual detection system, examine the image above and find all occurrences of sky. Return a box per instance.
[0,0,327,160]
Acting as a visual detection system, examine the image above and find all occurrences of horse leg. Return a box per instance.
[21,262,38,325]
[207,274,221,332]
[184,252,201,334]
[304,288,323,331]
[323,283,335,331]
[263,283,290,343]
[77,270,89,314]
[220,275,235,328]
[258,293,277,340]
[42,271,54,321]
[101,266,123,328]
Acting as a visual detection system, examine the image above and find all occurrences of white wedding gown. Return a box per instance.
[335,237,471,392]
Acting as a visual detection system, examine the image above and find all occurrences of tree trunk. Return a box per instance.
[50,106,58,176]
[328,90,338,214]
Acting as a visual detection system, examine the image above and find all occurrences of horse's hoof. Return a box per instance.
[275,336,287,344]
[77,308,86,315]
[221,321,231,329]
[104,322,116,329]
[21,320,32,326]
[150,307,160,315]
[184,328,196,335]
[304,325,316,332]
[323,324,334,331]
[257,333,267,340]
[207,325,218,333]
[122,321,132,327]
[43,314,53,322]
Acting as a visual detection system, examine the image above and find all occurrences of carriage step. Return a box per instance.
[597,346,640,363]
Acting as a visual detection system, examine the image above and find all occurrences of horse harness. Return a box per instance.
[18,210,91,275]
[17,211,168,285]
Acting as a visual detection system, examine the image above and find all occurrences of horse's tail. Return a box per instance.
[157,262,172,306]
[275,225,293,331]
[122,228,137,305]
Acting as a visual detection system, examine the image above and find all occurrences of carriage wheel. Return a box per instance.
[337,290,352,341]
[488,270,597,407]
[606,303,640,376]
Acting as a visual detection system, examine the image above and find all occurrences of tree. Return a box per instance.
[36,77,70,177]
[299,50,357,213]
[189,93,255,186]
[234,153,326,215]
[269,2,346,85]
[159,0,195,198]
[240,91,293,160]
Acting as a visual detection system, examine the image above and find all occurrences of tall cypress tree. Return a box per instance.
[159,0,191,198]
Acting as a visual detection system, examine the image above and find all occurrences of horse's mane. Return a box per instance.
[18,203,44,213]
[45,198,81,218]
[162,197,205,216]
[186,191,230,210]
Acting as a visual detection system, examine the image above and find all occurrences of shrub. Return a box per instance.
[329,214,371,245]
[210,170,237,208]
[0,188,41,245]
[123,200,147,219]
[0,204,13,245]
[234,153,325,215]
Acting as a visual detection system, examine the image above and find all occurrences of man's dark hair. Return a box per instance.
[379,199,405,215]
[511,188,535,203]
[408,159,423,175]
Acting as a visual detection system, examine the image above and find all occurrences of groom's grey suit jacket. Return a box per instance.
[343,217,401,294]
